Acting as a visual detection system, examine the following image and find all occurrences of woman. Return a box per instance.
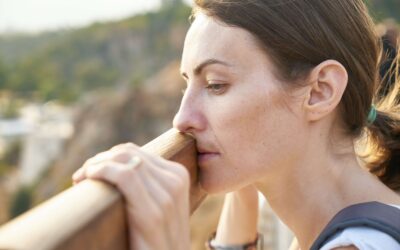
[72,0,400,249]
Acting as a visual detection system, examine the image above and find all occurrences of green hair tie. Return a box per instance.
[367,105,377,125]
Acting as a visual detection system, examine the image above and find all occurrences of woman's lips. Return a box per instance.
[197,152,220,163]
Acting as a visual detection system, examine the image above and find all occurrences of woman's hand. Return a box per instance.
[213,185,259,246]
[72,143,191,250]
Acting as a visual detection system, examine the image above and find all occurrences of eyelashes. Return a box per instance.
[180,82,229,96]
[206,83,228,95]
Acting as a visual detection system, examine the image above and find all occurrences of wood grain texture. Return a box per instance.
[0,128,207,250]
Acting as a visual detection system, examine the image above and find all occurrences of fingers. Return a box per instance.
[72,167,86,184]
[141,162,188,242]
[84,156,141,184]
[111,142,190,182]
[72,143,139,184]
[80,156,169,248]
[70,142,191,249]
[74,142,189,182]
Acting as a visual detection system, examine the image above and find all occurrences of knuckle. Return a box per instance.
[115,169,130,184]
[159,195,174,212]
[150,208,165,225]
[123,142,136,147]
[173,164,190,184]
[117,165,140,187]
[169,176,187,196]
[83,157,95,166]
[111,143,127,151]
[112,142,137,151]
[84,151,111,166]
[110,150,134,163]
[115,149,130,157]
[86,164,102,177]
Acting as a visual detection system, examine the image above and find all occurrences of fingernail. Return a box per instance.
[72,168,83,180]
[127,156,142,169]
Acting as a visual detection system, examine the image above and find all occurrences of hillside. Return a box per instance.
[0,2,191,102]
[0,31,70,64]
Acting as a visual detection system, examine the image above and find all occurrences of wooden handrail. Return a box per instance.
[0,129,207,250]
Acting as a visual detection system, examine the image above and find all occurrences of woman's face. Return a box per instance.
[173,13,306,193]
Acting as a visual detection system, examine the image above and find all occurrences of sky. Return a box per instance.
[0,0,192,34]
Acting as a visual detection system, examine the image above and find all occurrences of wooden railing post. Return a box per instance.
[0,128,207,250]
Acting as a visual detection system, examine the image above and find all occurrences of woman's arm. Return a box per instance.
[214,187,303,250]
[212,185,259,246]
[288,237,300,250]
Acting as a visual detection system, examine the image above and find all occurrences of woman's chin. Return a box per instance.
[199,175,228,194]
[199,173,242,195]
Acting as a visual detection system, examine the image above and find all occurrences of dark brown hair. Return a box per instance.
[192,0,400,190]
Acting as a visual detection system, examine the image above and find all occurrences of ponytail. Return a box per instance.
[361,46,400,191]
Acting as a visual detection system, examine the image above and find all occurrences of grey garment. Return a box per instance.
[310,202,400,250]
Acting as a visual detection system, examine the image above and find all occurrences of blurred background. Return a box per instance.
[0,0,398,249]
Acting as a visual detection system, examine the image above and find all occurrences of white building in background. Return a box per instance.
[0,118,33,155]
[0,102,74,185]
[0,118,33,193]
[0,119,33,138]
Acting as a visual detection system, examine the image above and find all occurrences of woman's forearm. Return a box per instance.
[289,237,300,250]
[214,185,259,245]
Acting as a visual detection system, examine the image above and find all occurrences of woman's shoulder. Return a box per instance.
[320,225,400,250]
[319,204,400,250]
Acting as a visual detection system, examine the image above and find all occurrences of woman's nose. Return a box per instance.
[173,93,205,133]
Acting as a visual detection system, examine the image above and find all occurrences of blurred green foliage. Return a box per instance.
[366,0,400,22]
[0,1,190,103]
[0,140,22,177]
[9,185,33,218]
[0,59,7,90]
[0,31,67,65]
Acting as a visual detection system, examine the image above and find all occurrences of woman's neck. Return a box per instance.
[255,136,399,249]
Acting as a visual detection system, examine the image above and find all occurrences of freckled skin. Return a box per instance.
[174,14,308,194]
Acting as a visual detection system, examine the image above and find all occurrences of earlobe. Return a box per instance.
[303,60,348,122]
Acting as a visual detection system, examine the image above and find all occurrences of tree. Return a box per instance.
[161,0,182,8]
[366,0,400,22]
[0,59,8,89]
[9,186,32,218]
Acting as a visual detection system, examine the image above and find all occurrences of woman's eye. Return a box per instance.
[206,83,228,95]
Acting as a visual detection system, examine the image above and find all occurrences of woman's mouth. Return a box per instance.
[197,152,220,164]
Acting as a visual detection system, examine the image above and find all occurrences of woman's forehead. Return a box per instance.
[181,13,263,71]
[186,13,259,49]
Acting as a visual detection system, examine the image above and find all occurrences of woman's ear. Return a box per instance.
[303,60,348,122]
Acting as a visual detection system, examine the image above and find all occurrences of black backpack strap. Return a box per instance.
[310,201,400,250]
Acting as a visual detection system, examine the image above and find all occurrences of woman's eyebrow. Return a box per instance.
[181,58,233,79]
